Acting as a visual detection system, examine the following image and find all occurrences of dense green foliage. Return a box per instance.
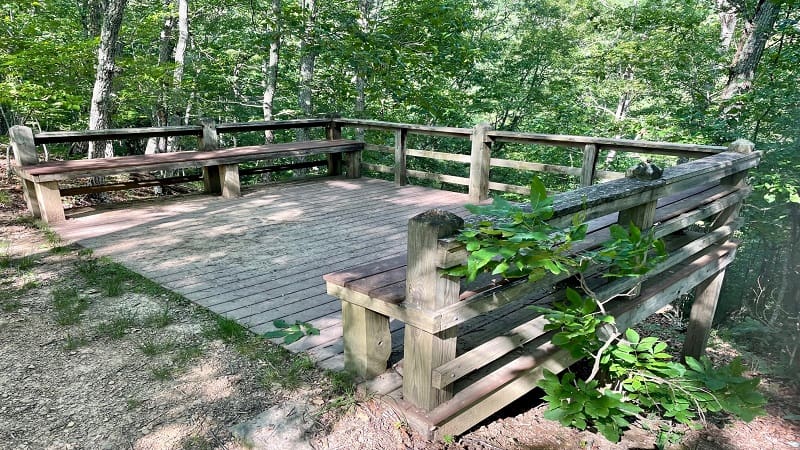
[455,182,765,442]
[1,0,797,371]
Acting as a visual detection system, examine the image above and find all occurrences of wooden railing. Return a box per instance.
[17,117,730,206]
[332,118,727,202]
[325,141,759,439]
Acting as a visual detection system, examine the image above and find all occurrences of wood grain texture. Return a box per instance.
[51,178,470,370]
[9,126,42,218]
[468,123,492,203]
[403,210,464,409]
[16,140,364,182]
[34,181,65,223]
[394,129,408,186]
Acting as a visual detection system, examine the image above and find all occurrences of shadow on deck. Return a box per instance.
[52,177,471,370]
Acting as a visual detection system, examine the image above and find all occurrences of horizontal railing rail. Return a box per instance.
[32,118,332,145]
[22,117,735,204]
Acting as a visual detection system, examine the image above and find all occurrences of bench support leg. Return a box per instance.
[203,166,221,194]
[219,164,241,198]
[327,153,342,176]
[403,325,457,410]
[33,181,65,223]
[342,301,391,379]
[346,150,361,178]
[20,179,42,218]
[683,268,726,359]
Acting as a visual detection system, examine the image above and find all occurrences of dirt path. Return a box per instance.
[1,172,798,450]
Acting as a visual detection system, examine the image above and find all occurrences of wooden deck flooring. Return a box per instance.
[52,177,471,370]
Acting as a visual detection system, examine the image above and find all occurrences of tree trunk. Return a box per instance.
[781,202,800,317]
[79,0,103,37]
[147,0,176,156]
[603,65,634,167]
[165,0,188,153]
[352,0,374,142]
[262,0,282,144]
[717,0,738,50]
[87,0,127,160]
[721,0,780,100]
[296,0,317,142]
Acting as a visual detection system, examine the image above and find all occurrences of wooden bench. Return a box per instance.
[323,147,759,439]
[9,124,363,223]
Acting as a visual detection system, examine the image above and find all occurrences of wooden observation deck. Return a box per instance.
[9,118,759,439]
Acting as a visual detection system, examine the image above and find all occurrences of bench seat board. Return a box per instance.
[15,139,363,182]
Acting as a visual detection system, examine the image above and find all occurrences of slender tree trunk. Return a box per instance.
[262,0,281,144]
[87,0,127,160]
[603,65,634,167]
[353,0,373,142]
[166,0,188,153]
[79,0,103,37]
[147,0,176,156]
[782,203,800,316]
[296,0,317,142]
[717,0,738,50]
[721,0,780,100]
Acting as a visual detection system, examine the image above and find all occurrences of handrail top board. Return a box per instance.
[29,118,728,159]
[488,130,727,155]
[32,118,332,145]
[14,139,363,182]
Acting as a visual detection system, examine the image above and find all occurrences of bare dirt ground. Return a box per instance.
[1,169,799,450]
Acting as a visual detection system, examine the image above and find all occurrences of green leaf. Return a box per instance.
[625,328,640,344]
[684,356,703,372]
[609,224,629,241]
[263,330,287,339]
[283,331,304,344]
[273,319,290,329]
[529,177,548,206]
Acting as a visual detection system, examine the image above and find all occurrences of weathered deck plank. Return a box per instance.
[52,177,471,370]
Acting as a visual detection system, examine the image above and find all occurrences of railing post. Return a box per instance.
[403,209,464,410]
[468,122,492,203]
[617,161,662,298]
[618,161,662,229]
[326,119,343,176]
[580,143,599,187]
[394,128,407,186]
[198,119,222,194]
[683,139,754,359]
[9,126,43,219]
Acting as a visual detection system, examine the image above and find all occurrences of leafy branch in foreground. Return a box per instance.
[448,177,764,442]
[540,315,766,442]
[447,177,587,282]
[263,319,320,344]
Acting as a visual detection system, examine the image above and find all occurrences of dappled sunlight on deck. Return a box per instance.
[52,177,470,371]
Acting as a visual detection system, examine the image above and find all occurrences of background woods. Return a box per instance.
[1,0,798,371]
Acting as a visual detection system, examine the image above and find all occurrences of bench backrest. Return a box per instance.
[9,126,38,166]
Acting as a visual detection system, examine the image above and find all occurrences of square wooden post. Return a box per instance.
[326,120,343,176]
[219,164,241,198]
[580,144,599,187]
[617,161,663,297]
[342,301,392,379]
[683,268,726,359]
[198,119,222,194]
[403,209,464,411]
[468,123,492,203]
[683,139,754,359]
[33,181,66,223]
[346,150,361,179]
[394,128,408,186]
[9,126,44,219]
